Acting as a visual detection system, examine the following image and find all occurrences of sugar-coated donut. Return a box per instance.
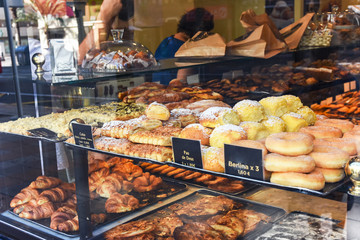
[261,116,286,134]
[353,125,360,131]
[240,121,269,140]
[179,123,212,145]
[233,100,265,122]
[145,102,170,121]
[299,125,343,139]
[210,124,247,148]
[296,106,316,126]
[259,96,289,117]
[309,145,349,168]
[199,107,240,128]
[315,119,354,133]
[270,168,325,190]
[281,112,308,132]
[265,132,314,156]
[314,138,357,156]
[202,147,224,173]
[316,167,345,183]
[281,95,303,112]
[343,129,360,154]
[231,140,268,158]
[316,115,328,120]
[264,153,315,173]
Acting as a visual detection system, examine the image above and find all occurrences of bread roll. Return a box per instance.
[259,96,289,117]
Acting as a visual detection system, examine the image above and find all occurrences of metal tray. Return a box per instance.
[96,189,287,240]
[255,211,345,239]
[8,178,187,237]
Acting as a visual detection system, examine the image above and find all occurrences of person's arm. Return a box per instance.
[78,0,123,64]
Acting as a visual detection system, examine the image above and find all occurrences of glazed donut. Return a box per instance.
[309,145,349,168]
[343,129,360,153]
[265,132,314,156]
[209,124,247,148]
[179,124,212,146]
[231,140,268,158]
[270,168,325,190]
[316,167,345,183]
[314,138,357,156]
[264,153,315,173]
[315,119,354,133]
[299,126,343,139]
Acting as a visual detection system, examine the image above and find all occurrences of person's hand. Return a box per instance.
[97,0,123,34]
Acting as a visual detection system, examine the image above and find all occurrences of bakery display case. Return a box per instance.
[2,0,360,239]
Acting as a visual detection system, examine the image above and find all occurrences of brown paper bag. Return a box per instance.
[280,13,315,49]
[175,31,226,57]
[226,24,286,58]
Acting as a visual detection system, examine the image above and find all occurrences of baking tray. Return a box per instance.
[95,189,287,240]
[255,211,345,239]
[8,178,187,237]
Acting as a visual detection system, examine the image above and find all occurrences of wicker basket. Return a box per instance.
[299,30,333,47]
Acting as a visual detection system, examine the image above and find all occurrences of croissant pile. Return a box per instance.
[105,195,270,240]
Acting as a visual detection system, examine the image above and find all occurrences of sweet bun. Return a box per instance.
[239,121,269,140]
[259,96,289,117]
[179,123,212,145]
[233,100,265,122]
[316,167,345,183]
[170,108,198,127]
[202,147,225,173]
[210,124,247,148]
[145,102,170,121]
[199,107,240,128]
[281,112,307,132]
[281,95,303,112]
[261,116,286,134]
[296,106,316,126]
[186,100,230,113]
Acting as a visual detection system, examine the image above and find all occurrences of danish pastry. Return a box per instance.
[259,96,289,117]
[281,112,308,132]
[240,121,269,140]
[261,116,286,134]
[145,102,170,121]
[281,95,303,112]
[233,100,265,122]
[296,106,316,126]
[199,107,240,128]
[170,108,198,127]
[129,126,181,146]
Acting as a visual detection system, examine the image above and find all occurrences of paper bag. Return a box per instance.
[175,31,226,57]
[280,13,315,49]
[226,24,286,58]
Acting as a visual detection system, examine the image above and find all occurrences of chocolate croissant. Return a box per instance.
[29,176,62,189]
[10,187,39,208]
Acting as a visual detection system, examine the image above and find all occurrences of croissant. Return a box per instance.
[10,187,39,208]
[107,157,132,167]
[133,172,163,192]
[59,182,76,193]
[88,159,110,174]
[37,187,70,205]
[13,199,38,214]
[112,162,143,181]
[57,216,79,232]
[91,213,107,225]
[105,193,140,213]
[89,168,110,192]
[64,194,77,207]
[50,211,77,230]
[29,176,62,189]
[96,173,133,198]
[19,202,57,220]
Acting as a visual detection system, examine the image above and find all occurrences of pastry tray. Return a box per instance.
[255,211,345,239]
[8,178,187,237]
[94,189,287,240]
[65,143,351,197]
[0,130,68,143]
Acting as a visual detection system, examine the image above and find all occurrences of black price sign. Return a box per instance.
[172,137,203,169]
[72,122,94,149]
[224,144,264,180]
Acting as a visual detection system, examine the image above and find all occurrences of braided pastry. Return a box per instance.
[112,162,143,181]
[10,187,39,208]
[57,216,79,232]
[101,119,142,139]
[37,187,70,205]
[19,202,57,220]
[29,176,62,189]
[105,193,140,213]
[133,172,163,192]
[123,143,173,162]
[94,137,132,153]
